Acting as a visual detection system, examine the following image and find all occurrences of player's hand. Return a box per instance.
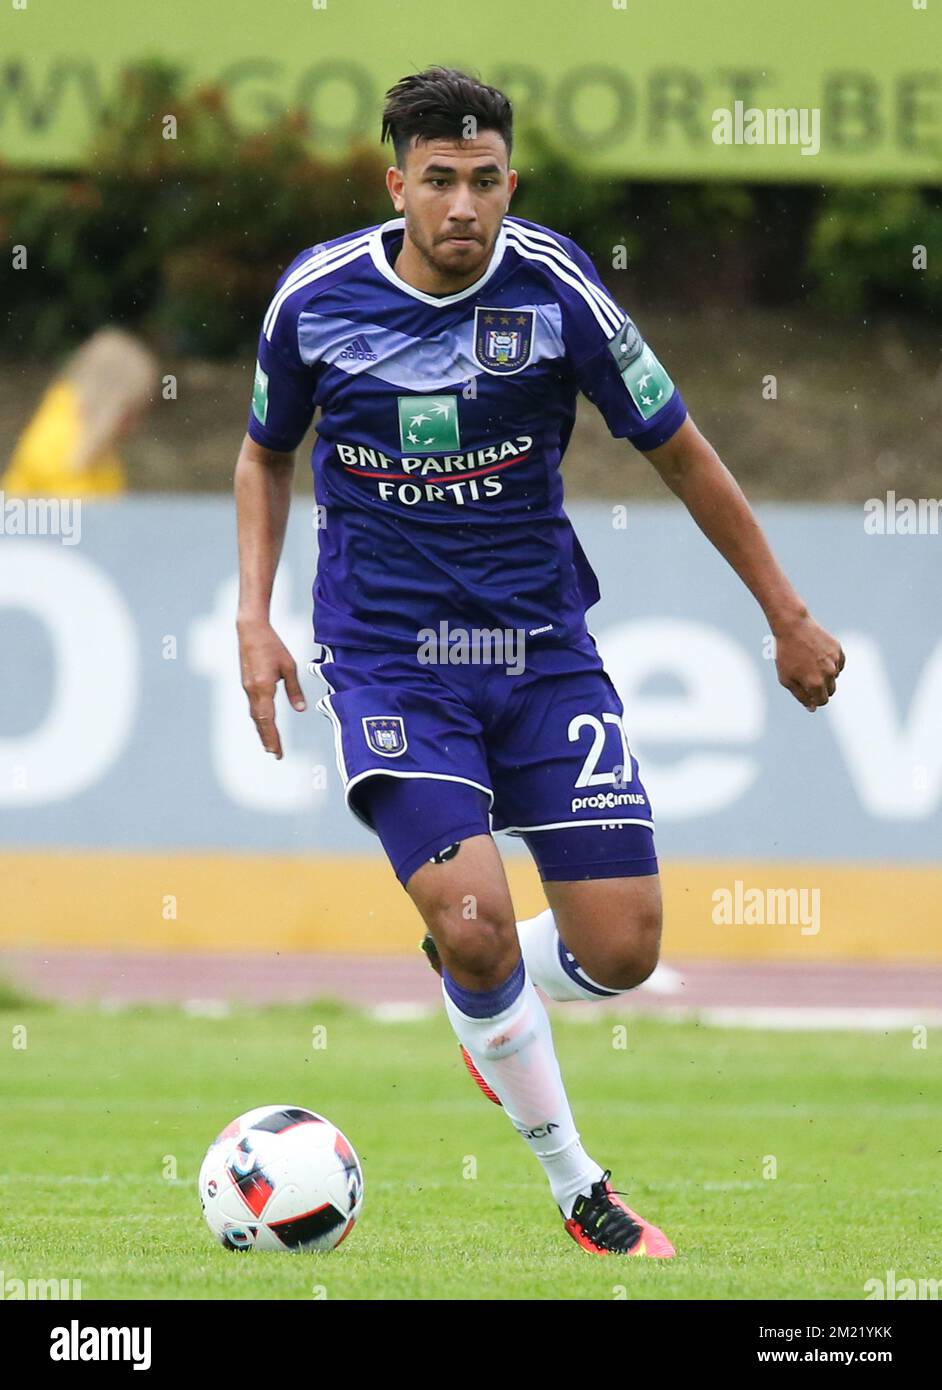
[773,614,845,713]
[237,617,307,758]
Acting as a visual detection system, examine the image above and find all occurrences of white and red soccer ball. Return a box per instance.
[199,1105,364,1252]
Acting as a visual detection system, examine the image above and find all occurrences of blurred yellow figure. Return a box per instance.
[2,329,159,498]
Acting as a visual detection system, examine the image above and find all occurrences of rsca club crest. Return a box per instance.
[473,307,535,374]
[362,716,408,757]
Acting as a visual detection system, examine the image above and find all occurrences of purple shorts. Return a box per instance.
[310,640,658,888]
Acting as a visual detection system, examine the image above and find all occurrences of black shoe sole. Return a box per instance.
[420,933,443,975]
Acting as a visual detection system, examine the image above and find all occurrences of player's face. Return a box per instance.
[386,132,517,286]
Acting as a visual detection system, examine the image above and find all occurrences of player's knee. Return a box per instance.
[593,899,662,990]
[427,905,519,985]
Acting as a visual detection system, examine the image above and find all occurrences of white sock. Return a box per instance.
[516,907,623,1003]
[441,964,604,1217]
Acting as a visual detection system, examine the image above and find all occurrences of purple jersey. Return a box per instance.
[247,214,687,659]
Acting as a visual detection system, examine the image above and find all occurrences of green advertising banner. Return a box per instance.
[0,0,939,181]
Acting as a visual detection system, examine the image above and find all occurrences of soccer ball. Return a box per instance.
[198,1104,364,1253]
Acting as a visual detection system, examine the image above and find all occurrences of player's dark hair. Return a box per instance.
[381,66,513,167]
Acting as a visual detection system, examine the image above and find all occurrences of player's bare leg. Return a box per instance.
[408,835,610,1215]
[408,834,519,989]
[515,874,663,1000]
[409,837,675,1255]
[512,873,675,1254]
[415,834,517,1103]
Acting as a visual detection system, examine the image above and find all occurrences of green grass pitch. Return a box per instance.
[2,997,940,1300]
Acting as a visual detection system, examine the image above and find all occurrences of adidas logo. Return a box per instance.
[339,333,377,362]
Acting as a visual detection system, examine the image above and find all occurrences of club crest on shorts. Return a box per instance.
[473,307,535,374]
[362,715,408,757]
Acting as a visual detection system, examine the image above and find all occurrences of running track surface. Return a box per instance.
[2,951,940,1023]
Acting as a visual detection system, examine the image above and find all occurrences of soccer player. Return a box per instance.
[235,67,844,1257]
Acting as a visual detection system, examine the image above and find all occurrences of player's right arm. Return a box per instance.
[236,249,321,758]
[235,433,306,760]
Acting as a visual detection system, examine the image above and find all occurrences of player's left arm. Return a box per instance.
[643,416,845,712]
[557,230,844,713]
